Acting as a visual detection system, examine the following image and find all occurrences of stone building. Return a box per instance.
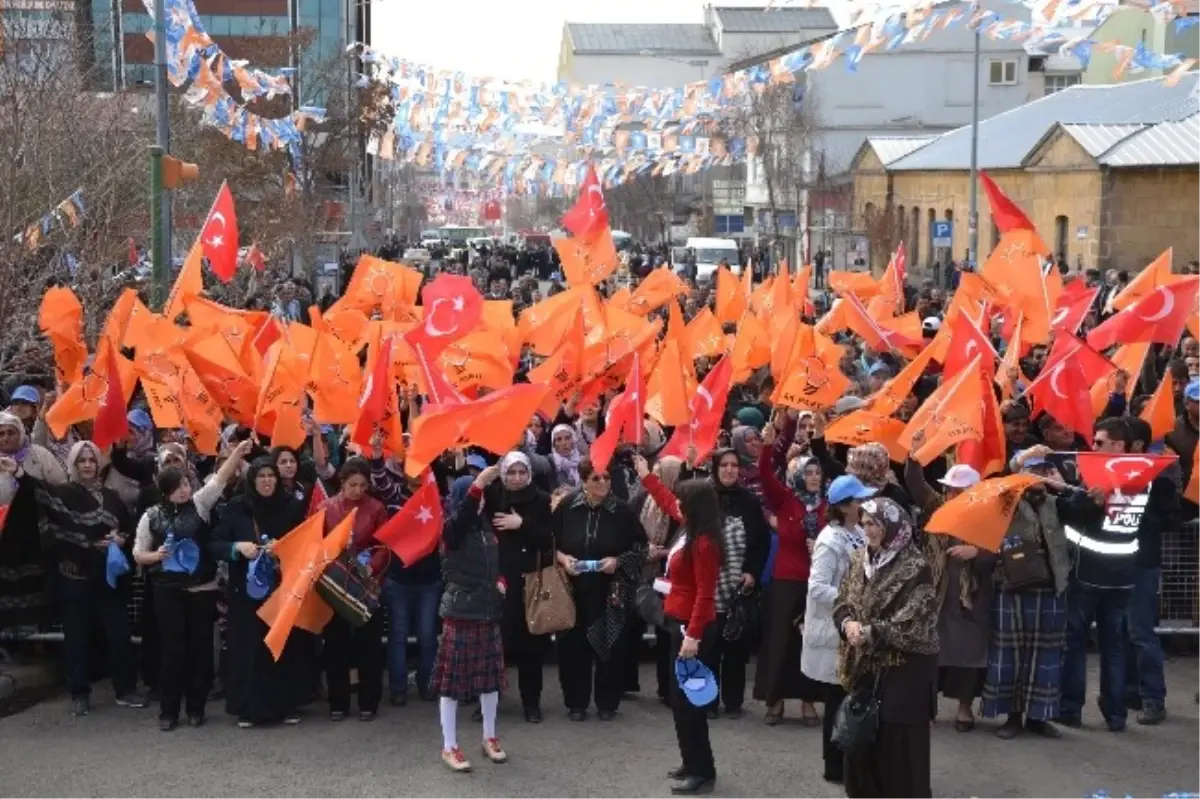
[850,74,1199,275]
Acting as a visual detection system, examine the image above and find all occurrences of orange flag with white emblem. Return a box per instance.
[925,474,1045,553]
[773,324,850,412]
[715,266,747,324]
[38,286,87,387]
[164,240,204,324]
[556,229,619,287]
[1140,370,1176,442]
[900,355,985,465]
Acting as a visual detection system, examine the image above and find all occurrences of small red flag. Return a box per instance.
[374,472,443,566]
[561,165,610,242]
[307,478,329,518]
[247,244,266,272]
[359,335,394,426]
[127,238,139,267]
[92,346,129,450]
[660,355,733,465]
[200,182,239,283]
[589,352,645,472]
[252,317,283,357]
[1075,452,1176,494]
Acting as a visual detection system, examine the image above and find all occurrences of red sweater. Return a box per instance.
[641,474,720,640]
[757,444,812,582]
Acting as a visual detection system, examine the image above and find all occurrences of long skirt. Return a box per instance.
[430,618,505,701]
[981,587,1067,721]
[752,579,820,704]
[939,666,985,703]
[223,593,315,723]
[844,720,932,798]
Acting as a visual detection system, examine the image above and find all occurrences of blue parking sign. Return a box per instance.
[931,220,953,248]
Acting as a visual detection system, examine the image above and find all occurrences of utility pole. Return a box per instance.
[151,0,172,308]
[345,0,360,255]
[967,27,981,268]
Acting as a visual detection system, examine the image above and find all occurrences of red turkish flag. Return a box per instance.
[404,329,467,408]
[561,165,609,242]
[979,171,1038,236]
[660,355,733,465]
[1051,285,1099,336]
[943,310,997,379]
[247,244,267,272]
[374,471,443,566]
[359,334,394,426]
[92,345,129,450]
[307,478,329,518]
[589,352,645,472]
[1025,351,1097,439]
[200,182,239,283]
[127,237,139,267]
[409,274,484,359]
[1086,278,1200,350]
[1075,452,1176,494]
[251,316,283,356]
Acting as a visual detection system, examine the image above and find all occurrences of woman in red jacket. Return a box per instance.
[635,454,723,796]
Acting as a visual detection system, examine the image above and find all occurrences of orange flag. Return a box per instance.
[38,286,87,387]
[1140,371,1176,442]
[45,338,137,439]
[714,266,747,325]
[815,297,847,337]
[843,293,922,353]
[528,307,588,418]
[981,230,1057,345]
[900,355,985,465]
[827,270,879,300]
[179,366,224,456]
[519,285,602,355]
[1089,341,1148,417]
[258,509,354,660]
[556,229,619,287]
[337,254,423,320]
[925,474,1045,553]
[684,308,728,360]
[826,410,908,463]
[730,313,771,384]
[308,332,363,424]
[405,383,551,477]
[1108,248,1177,313]
[627,267,688,316]
[866,344,936,416]
[995,314,1025,401]
[439,332,515,394]
[165,240,204,324]
[773,325,850,412]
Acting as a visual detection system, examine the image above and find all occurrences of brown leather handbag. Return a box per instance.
[523,546,576,635]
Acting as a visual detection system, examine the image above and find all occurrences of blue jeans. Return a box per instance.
[1124,567,1166,709]
[1061,578,1130,725]
[383,579,441,698]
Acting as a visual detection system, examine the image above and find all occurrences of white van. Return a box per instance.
[683,237,742,281]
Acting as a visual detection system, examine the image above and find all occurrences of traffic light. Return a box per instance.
[162,155,199,189]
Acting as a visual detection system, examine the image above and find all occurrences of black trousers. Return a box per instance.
[668,619,716,780]
[556,622,627,712]
[509,641,546,708]
[623,617,646,691]
[655,624,673,699]
[59,577,135,700]
[154,585,217,721]
[324,613,384,714]
[820,680,847,782]
[699,614,748,710]
[138,575,160,690]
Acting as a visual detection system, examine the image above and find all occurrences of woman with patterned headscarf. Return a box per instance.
[834,496,938,798]
[846,442,911,508]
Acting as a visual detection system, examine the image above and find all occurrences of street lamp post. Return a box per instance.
[967,27,981,267]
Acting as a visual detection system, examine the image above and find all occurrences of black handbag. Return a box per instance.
[315,548,385,627]
[832,671,883,754]
[635,583,666,629]
[722,588,763,646]
[999,540,1052,591]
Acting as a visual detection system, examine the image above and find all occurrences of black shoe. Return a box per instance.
[1124,694,1144,711]
[660,695,671,708]
[390,693,408,707]
[71,697,90,717]
[359,710,377,722]
[823,772,844,784]
[1052,714,1082,728]
[187,715,205,728]
[1025,719,1062,738]
[723,705,743,719]
[1137,705,1166,725]
[705,707,719,720]
[159,717,178,732]
[597,709,616,721]
[524,706,542,724]
[1106,719,1126,732]
[146,688,160,703]
[116,692,149,709]
[995,718,1023,739]
[671,775,715,795]
[568,709,588,722]
[667,766,688,780]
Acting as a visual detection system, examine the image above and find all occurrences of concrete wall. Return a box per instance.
[1102,167,1200,269]
[560,52,719,88]
[1085,7,1200,84]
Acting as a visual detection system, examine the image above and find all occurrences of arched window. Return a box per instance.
[863,201,875,226]
[910,206,921,268]
[926,209,937,267]
[1055,215,1069,261]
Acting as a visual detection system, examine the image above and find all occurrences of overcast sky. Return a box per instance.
[371,0,854,83]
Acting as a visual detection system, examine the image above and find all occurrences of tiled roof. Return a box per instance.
[866,136,938,165]
[1099,114,1200,166]
[711,6,836,32]
[565,23,720,55]
[887,73,1199,171]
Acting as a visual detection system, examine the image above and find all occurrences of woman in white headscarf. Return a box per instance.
[549,425,583,489]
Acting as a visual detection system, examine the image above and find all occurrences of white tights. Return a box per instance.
[440,692,500,750]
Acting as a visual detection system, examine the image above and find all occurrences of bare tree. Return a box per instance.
[861,202,904,274]
[605,173,673,242]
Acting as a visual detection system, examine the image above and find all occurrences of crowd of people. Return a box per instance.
[0,229,1196,799]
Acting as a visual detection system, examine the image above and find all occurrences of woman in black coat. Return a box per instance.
[213,458,310,728]
[485,451,554,722]
[553,457,647,721]
[706,448,771,718]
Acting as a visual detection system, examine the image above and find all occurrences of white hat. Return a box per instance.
[922,316,942,333]
[938,464,981,489]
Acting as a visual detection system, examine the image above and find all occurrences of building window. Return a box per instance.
[1055,215,1069,261]
[927,208,937,267]
[910,206,921,268]
[989,59,1018,85]
[1044,73,1081,95]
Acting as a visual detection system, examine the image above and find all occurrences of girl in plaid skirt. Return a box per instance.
[432,464,511,772]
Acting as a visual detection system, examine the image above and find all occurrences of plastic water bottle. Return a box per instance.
[164,532,176,551]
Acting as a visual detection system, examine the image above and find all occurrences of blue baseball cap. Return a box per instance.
[127,408,153,430]
[163,538,200,575]
[827,475,877,505]
[675,657,718,708]
[105,541,129,588]
[465,454,488,471]
[246,551,278,600]
[1185,379,1200,403]
[10,385,39,404]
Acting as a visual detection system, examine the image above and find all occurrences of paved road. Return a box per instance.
[2,656,1197,797]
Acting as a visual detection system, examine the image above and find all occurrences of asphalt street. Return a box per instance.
[1,655,1197,797]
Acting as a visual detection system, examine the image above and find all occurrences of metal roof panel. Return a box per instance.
[1060,124,1147,157]
[712,6,836,33]
[867,136,938,166]
[1099,114,1200,167]
[566,23,720,55]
